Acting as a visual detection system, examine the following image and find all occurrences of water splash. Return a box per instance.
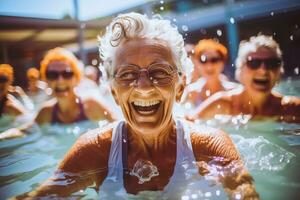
[216,29,222,36]
[182,25,189,32]
[232,135,295,171]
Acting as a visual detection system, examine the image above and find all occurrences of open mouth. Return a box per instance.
[253,78,269,86]
[132,100,161,115]
[55,86,69,93]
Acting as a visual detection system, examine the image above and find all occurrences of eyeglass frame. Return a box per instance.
[112,62,182,87]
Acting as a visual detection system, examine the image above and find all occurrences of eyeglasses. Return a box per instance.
[45,69,74,80]
[246,57,282,70]
[113,63,180,87]
[0,76,9,83]
[199,56,223,64]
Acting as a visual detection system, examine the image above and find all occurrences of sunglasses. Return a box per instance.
[0,76,9,83]
[199,56,223,64]
[45,70,74,80]
[113,63,180,87]
[246,57,282,70]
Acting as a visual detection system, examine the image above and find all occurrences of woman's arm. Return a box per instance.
[13,128,112,199]
[191,128,259,199]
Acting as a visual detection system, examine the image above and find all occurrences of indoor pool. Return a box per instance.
[0,78,299,200]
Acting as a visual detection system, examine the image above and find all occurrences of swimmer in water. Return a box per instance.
[0,48,116,140]
[0,64,26,117]
[188,35,300,123]
[182,39,238,107]
[14,13,259,199]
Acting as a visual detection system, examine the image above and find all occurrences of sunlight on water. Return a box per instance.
[0,79,299,199]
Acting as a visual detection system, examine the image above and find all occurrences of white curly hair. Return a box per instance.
[98,12,193,84]
[235,34,283,81]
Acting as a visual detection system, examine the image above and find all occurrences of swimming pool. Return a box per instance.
[0,78,299,199]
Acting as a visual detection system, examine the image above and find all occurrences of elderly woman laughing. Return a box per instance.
[15,13,258,200]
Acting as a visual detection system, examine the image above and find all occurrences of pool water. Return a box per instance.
[0,79,299,199]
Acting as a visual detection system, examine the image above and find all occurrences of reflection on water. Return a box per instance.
[0,79,299,199]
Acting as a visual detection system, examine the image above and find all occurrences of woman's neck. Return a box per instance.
[127,119,176,153]
[56,93,79,113]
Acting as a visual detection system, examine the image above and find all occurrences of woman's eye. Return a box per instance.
[119,72,137,79]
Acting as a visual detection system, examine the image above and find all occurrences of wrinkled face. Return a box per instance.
[0,74,11,99]
[45,61,78,98]
[240,47,281,95]
[111,38,185,134]
[196,49,224,79]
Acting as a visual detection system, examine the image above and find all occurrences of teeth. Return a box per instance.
[133,100,160,107]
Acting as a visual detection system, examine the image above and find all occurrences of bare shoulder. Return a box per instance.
[35,99,56,124]
[58,122,116,172]
[82,97,115,121]
[189,122,240,162]
[190,90,235,120]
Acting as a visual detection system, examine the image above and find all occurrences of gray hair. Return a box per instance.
[98,12,193,84]
[235,34,283,81]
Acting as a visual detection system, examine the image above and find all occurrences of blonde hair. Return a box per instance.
[27,67,40,79]
[99,12,193,84]
[195,39,228,60]
[40,47,81,80]
[0,64,14,83]
[235,35,283,81]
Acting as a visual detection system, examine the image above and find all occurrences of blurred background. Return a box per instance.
[0,0,299,86]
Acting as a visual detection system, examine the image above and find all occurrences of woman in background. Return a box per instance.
[182,39,238,107]
[188,35,300,123]
[0,64,26,117]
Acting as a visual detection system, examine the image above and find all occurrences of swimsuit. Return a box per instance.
[51,98,88,124]
[98,120,225,199]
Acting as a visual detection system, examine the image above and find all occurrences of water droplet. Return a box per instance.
[270,12,274,16]
[205,90,211,97]
[217,29,222,36]
[295,24,299,29]
[230,17,235,24]
[216,190,221,196]
[173,18,177,22]
[182,25,189,32]
[235,193,242,199]
[273,32,276,36]
[92,59,98,65]
[294,67,299,75]
[160,0,164,4]
[290,35,294,41]
[204,192,212,197]
[160,6,164,11]
[191,194,198,199]
[181,195,189,200]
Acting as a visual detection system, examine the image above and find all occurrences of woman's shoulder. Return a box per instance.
[35,99,56,124]
[58,122,119,171]
[187,122,241,162]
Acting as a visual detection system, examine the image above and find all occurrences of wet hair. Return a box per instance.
[40,47,82,81]
[235,35,283,81]
[99,12,193,84]
[194,39,228,60]
[27,67,40,79]
[0,64,14,83]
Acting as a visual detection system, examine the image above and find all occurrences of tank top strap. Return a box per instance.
[98,121,128,199]
[51,102,60,124]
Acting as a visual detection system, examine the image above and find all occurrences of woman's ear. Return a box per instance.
[175,75,186,103]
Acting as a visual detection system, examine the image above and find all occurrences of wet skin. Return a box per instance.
[17,39,258,199]
[190,47,300,122]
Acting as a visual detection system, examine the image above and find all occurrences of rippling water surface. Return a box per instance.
[0,79,299,199]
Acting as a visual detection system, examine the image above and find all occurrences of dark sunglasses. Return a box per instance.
[45,70,74,80]
[0,76,9,83]
[199,56,223,64]
[246,57,282,70]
